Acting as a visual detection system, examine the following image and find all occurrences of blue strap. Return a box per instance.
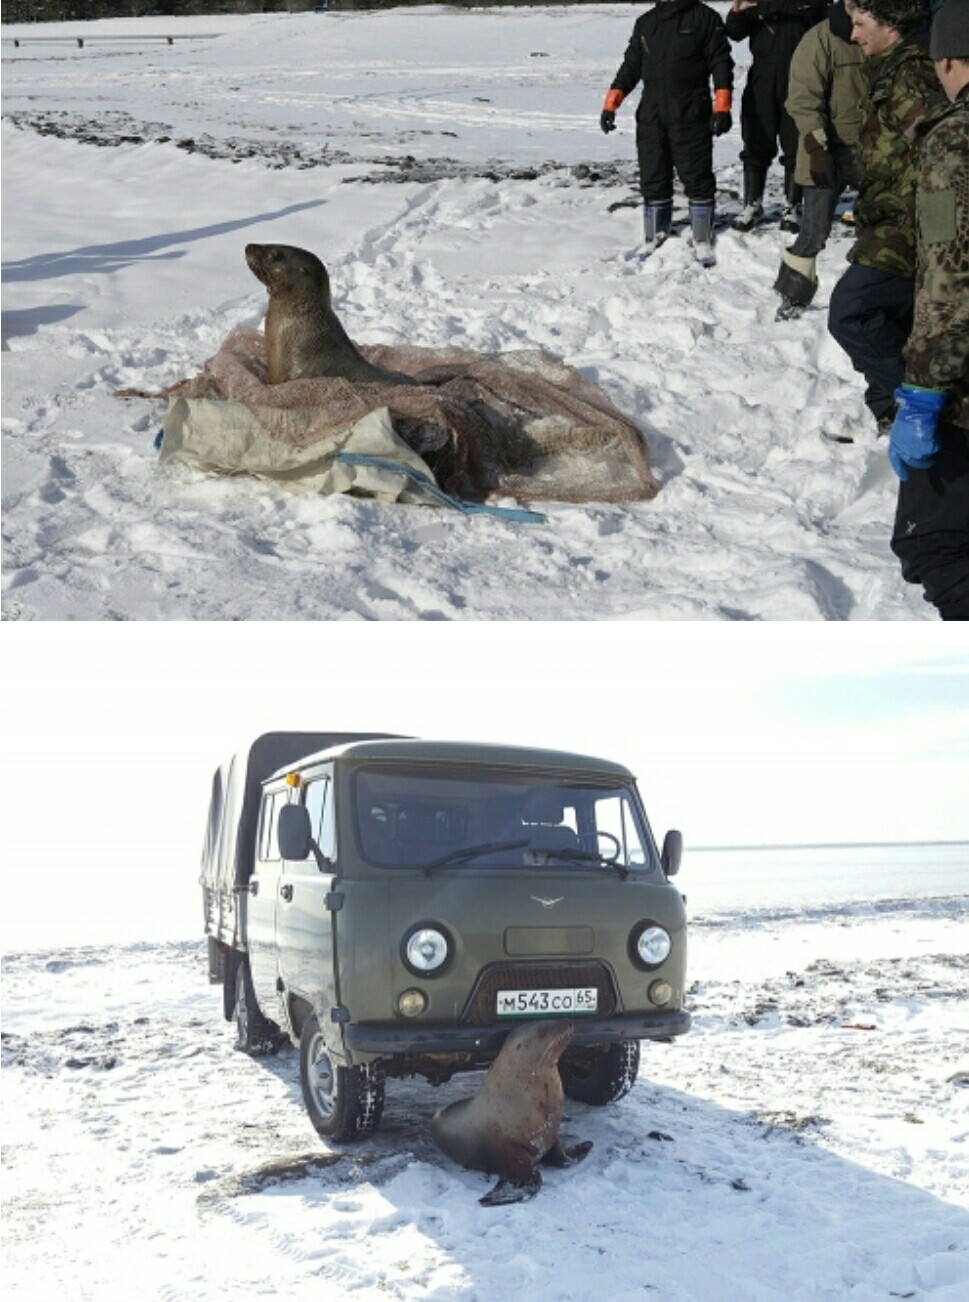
[333,453,546,524]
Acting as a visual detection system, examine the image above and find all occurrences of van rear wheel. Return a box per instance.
[299,1013,385,1142]
[559,1041,640,1106]
[233,959,278,1055]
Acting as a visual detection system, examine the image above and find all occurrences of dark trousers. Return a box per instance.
[637,97,715,203]
[740,63,799,173]
[788,186,841,259]
[827,263,914,423]
[891,423,969,620]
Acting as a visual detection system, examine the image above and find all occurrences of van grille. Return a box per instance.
[460,961,618,1024]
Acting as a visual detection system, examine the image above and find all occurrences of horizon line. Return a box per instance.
[688,839,969,852]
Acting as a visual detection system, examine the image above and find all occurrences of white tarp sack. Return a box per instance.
[159,398,443,506]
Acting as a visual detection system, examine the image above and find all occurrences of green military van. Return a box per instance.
[202,733,689,1142]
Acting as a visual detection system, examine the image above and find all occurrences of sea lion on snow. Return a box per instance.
[431,1019,592,1206]
[244,242,417,386]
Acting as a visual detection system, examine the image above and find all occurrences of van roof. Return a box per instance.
[267,738,634,782]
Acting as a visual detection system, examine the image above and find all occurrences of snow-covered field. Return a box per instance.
[3,898,968,1299]
[0,6,933,620]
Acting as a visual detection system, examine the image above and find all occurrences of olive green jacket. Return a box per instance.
[785,20,866,190]
[849,37,950,278]
[903,84,969,430]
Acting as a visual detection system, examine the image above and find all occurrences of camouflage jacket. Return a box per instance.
[849,37,950,277]
[903,84,969,430]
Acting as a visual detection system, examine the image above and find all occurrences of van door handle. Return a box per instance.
[280,884,294,902]
[249,880,259,896]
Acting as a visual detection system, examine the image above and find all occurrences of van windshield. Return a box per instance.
[352,765,658,872]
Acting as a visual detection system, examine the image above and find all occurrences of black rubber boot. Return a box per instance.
[774,255,817,320]
[780,169,802,233]
[689,201,716,266]
[642,199,673,255]
[732,163,767,232]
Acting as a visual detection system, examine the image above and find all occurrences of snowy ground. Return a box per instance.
[0,6,935,619]
[3,898,968,1300]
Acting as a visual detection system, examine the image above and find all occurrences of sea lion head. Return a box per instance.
[245,243,331,310]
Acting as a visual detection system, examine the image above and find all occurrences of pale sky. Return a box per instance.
[2,623,967,951]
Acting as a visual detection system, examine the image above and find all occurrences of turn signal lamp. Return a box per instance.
[285,772,302,788]
[648,980,673,1007]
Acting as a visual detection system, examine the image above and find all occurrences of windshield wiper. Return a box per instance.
[528,847,630,878]
[421,840,530,873]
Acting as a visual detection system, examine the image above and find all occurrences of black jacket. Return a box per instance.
[724,0,826,67]
[611,0,734,106]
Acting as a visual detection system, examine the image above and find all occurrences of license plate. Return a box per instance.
[495,987,598,1018]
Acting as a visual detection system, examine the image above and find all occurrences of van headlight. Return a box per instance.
[402,925,450,976]
[633,924,671,968]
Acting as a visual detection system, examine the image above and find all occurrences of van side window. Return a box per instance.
[258,790,286,863]
[304,779,328,844]
[257,794,271,862]
[319,776,337,861]
[594,794,647,867]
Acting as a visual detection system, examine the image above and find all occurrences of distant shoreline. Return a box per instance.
[689,840,969,853]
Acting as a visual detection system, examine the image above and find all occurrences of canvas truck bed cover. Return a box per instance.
[200,731,396,894]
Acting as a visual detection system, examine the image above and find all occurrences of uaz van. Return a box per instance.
[202,733,689,1141]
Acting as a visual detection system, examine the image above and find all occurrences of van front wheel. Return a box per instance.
[559,1041,640,1106]
[299,1014,385,1142]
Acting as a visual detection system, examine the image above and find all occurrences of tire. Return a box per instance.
[233,959,279,1055]
[299,1013,385,1142]
[559,1041,640,1106]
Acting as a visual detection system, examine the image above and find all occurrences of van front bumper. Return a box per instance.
[344,1009,691,1056]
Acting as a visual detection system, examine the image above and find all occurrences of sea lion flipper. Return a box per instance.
[543,1139,593,1168]
[480,1170,542,1207]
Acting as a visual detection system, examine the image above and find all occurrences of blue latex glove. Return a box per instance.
[887,384,946,481]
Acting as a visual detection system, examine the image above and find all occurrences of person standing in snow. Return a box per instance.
[772,1,867,319]
[600,0,734,266]
[888,0,969,619]
[825,0,949,438]
[725,0,826,233]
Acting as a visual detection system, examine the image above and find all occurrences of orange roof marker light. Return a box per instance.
[285,772,303,789]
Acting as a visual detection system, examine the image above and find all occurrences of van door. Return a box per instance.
[277,769,339,1023]
[248,785,287,1020]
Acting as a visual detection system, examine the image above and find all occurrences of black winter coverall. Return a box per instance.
[609,0,734,204]
[724,0,825,174]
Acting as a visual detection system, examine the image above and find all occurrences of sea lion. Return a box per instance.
[244,243,416,386]
[431,1019,593,1206]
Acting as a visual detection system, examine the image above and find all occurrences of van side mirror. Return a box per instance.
[278,803,312,862]
[661,829,683,878]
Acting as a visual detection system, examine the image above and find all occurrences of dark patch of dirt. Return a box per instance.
[756,1110,829,1133]
[689,952,969,1032]
[3,110,642,188]
[198,1149,415,1202]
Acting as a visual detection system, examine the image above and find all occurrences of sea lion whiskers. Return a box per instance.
[537,1023,574,1068]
